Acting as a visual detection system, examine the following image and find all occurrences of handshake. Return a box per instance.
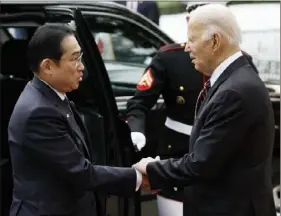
[133,155,161,193]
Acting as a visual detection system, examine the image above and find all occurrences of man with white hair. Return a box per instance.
[133,4,276,216]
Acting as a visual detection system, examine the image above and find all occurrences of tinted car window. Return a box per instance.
[86,15,157,66]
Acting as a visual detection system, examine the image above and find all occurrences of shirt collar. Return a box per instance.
[210,51,243,87]
[39,78,66,100]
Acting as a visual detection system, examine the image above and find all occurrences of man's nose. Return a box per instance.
[78,62,85,71]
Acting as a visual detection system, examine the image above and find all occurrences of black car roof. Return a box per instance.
[0,2,174,43]
[2,2,131,15]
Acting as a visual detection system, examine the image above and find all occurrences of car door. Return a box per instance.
[45,6,136,216]
[81,8,168,163]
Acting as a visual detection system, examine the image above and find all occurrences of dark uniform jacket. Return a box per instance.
[126,43,204,158]
[126,43,204,201]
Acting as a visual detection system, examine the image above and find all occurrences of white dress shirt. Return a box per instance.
[39,77,143,190]
[210,51,243,87]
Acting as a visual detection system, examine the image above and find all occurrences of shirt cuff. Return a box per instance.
[134,168,143,191]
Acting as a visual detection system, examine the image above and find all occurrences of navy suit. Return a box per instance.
[137,1,160,25]
[8,76,136,216]
[115,1,160,25]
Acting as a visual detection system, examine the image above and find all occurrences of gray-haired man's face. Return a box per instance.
[185,21,216,76]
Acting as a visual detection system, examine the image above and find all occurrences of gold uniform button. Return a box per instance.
[168,145,172,149]
[176,96,185,105]
[179,86,184,91]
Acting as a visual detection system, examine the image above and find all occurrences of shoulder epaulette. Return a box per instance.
[159,43,186,53]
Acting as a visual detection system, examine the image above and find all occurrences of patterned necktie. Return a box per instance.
[195,79,211,117]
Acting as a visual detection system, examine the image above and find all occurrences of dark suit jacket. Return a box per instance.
[146,56,276,216]
[8,76,136,216]
[137,1,160,25]
[115,1,160,25]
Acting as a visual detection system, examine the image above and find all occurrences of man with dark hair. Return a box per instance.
[8,23,142,216]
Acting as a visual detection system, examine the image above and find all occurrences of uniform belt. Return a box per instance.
[164,117,193,136]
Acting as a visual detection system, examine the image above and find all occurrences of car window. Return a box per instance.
[68,18,147,88]
[85,15,157,66]
[6,27,28,39]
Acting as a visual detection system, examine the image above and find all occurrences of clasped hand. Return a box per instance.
[133,156,161,193]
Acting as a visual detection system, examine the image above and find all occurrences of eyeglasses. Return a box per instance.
[74,52,83,68]
[59,52,83,68]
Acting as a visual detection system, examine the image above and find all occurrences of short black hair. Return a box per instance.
[27,23,75,73]
[186,3,208,14]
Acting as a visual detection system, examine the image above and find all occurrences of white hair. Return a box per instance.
[189,4,242,46]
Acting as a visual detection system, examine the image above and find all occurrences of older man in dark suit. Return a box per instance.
[8,24,142,216]
[133,4,276,216]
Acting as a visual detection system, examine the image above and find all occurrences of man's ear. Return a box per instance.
[212,33,220,52]
[40,59,52,75]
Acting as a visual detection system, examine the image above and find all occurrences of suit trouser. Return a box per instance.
[156,195,183,216]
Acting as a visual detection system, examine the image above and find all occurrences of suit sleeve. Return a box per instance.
[146,90,248,189]
[126,52,166,134]
[23,107,136,197]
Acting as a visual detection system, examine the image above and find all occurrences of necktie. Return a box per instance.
[195,79,211,117]
[63,97,77,122]
[63,97,86,155]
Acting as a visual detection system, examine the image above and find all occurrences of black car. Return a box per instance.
[0,2,279,216]
[0,2,171,216]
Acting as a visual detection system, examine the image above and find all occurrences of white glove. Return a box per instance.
[131,132,146,151]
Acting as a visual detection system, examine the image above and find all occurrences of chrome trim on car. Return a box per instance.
[115,95,164,110]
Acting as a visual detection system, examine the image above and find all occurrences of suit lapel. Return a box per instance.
[196,56,249,118]
[68,102,91,159]
[31,76,91,159]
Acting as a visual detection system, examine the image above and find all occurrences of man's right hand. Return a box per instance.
[131,132,146,151]
[142,175,161,194]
